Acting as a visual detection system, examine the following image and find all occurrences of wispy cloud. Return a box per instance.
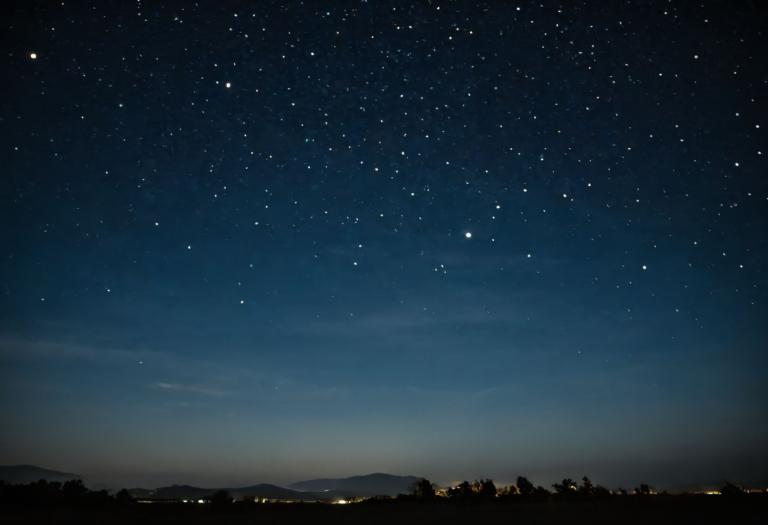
[0,336,254,380]
[292,308,507,337]
[0,337,161,365]
[286,284,552,339]
[150,382,229,397]
[0,335,349,402]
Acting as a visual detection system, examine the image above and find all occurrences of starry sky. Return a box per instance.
[1,1,767,490]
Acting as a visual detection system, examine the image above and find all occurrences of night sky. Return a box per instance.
[1,1,767,490]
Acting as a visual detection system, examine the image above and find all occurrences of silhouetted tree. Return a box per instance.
[634,484,654,496]
[553,478,578,494]
[475,479,497,500]
[210,490,233,509]
[447,481,473,500]
[114,489,134,505]
[62,479,87,500]
[502,484,519,496]
[516,476,535,496]
[579,476,594,496]
[410,478,435,500]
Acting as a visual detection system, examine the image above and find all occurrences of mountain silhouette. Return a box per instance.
[229,484,319,501]
[289,473,420,496]
[129,483,323,501]
[0,465,80,484]
[125,473,421,501]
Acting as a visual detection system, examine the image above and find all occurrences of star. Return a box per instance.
[29,52,37,60]
[464,232,472,239]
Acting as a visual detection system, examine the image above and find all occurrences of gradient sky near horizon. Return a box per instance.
[1,1,767,490]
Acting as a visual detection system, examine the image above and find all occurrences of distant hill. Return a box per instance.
[128,483,321,501]
[0,465,80,484]
[126,475,420,502]
[289,473,420,496]
[128,484,214,500]
[229,484,317,501]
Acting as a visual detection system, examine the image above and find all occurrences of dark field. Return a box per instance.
[2,497,767,525]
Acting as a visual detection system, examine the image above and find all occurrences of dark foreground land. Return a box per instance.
[2,497,767,525]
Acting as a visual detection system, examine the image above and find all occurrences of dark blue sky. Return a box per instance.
[1,1,766,490]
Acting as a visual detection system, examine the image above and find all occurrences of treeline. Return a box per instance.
[0,477,753,508]
[0,479,133,507]
[405,476,750,501]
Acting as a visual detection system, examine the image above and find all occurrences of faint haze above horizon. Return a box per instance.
[1,1,766,490]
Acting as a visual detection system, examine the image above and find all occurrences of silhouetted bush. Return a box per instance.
[592,485,612,498]
[721,482,745,497]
